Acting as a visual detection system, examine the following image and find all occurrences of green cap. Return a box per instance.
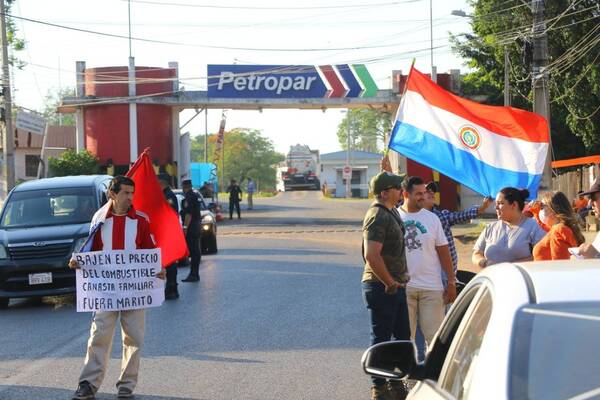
[370,171,405,195]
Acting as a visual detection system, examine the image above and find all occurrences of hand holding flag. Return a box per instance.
[126,149,189,267]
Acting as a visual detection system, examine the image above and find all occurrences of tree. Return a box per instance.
[41,87,75,125]
[190,128,284,191]
[48,150,100,177]
[5,0,25,68]
[336,108,392,153]
[451,0,600,159]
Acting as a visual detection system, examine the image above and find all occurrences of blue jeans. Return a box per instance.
[362,281,410,387]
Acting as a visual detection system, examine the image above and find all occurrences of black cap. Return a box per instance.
[581,177,600,197]
[425,181,439,193]
[181,179,192,186]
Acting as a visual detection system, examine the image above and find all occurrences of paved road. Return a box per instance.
[0,192,375,400]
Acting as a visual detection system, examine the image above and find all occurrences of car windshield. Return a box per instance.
[510,301,600,400]
[1,187,97,228]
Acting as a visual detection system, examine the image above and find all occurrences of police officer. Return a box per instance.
[158,174,180,299]
[226,179,243,220]
[180,179,201,282]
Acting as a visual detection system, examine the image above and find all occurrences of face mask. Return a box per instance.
[539,208,550,225]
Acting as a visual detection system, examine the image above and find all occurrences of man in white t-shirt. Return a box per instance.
[397,176,456,347]
[578,178,600,258]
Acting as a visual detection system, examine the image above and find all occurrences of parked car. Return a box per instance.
[173,189,218,254]
[361,260,600,400]
[0,175,112,308]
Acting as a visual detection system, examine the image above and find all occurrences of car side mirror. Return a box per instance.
[361,340,417,380]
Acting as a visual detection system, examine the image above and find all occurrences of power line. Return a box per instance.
[3,12,461,52]
[125,0,423,10]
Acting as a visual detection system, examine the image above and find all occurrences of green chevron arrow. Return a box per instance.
[352,64,378,97]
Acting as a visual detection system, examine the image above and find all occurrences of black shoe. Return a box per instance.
[165,291,180,300]
[388,380,410,400]
[72,381,95,400]
[117,386,134,399]
[182,275,200,282]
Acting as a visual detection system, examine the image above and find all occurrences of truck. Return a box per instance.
[280,144,320,191]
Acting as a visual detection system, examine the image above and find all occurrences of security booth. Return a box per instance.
[320,150,382,198]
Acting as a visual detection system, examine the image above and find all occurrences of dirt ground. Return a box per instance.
[452,222,486,274]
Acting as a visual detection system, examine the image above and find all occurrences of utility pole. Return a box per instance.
[532,0,552,189]
[504,47,511,106]
[127,0,138,163]
[204,109,208,163]
[430,0,437,82]
[346,114,351,198]
[0,0,14,195]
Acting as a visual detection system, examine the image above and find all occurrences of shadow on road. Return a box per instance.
[1,294,76,311]
[0,386,199,400]
[220,217,361,227]
[222,248,345,257]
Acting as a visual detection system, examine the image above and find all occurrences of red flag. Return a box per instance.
[126,149,189,267]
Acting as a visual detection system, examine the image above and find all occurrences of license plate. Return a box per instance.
[29,272,52,285]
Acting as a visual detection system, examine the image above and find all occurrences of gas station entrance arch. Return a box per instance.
[58,62,403,184]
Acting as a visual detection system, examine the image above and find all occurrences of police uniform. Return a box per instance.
[161,178,180,298]
[227,182,243,219]
[180,180,202,282]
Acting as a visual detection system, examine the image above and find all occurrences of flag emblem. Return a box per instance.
[459,126,481,150]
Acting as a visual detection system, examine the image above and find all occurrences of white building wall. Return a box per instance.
[320,157,381,198]
[15,149,41,181]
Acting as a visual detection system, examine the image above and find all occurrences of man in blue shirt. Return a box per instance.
[424,182,493,285]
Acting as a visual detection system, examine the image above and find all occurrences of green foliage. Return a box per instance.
[336,108,392,153]
[42,87,76,126]
[451,0,600,158]
[5,0,25,69]
[190,128,284,191]
[48,150,100,177]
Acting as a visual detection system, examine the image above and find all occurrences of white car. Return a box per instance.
[362,260,600,400]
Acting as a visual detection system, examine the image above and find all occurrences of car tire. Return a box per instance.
[202,235,218,254]
[0,297,9,309]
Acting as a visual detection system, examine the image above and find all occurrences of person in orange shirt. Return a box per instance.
[531,191,585,260]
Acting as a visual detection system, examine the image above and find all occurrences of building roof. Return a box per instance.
[320,150,382,161]
[11,125,76,150]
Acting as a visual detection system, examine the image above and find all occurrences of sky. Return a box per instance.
[10,0,473,156]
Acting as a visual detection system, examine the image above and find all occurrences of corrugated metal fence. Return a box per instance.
[553,164,599,200]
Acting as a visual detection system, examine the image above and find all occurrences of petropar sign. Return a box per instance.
[207,64,378,99]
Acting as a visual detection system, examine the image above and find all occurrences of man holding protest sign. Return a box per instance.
[70,176,164,400]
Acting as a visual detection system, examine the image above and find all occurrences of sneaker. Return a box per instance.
[72,381,95,400]
[117,386,134,399]
[388,380,410,400]
[370,384,390,400]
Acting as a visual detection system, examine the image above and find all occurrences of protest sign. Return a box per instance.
[75,248,164,312]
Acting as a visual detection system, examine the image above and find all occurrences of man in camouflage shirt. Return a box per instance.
[362,171,411,400]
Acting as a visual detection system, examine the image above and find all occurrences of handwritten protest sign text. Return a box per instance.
[75,248,164,312]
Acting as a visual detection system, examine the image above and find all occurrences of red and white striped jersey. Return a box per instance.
[91,206,156,251]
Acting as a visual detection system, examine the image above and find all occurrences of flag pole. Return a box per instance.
[384,59,415,156]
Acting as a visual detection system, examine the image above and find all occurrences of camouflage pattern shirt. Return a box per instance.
[362,202,409,284]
